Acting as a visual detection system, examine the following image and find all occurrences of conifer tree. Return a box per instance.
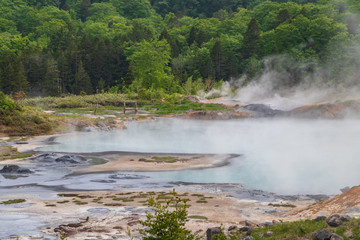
[242,18,261,59]
[276,9,291,27]
[73,61,92,94]
[211,39,225,81]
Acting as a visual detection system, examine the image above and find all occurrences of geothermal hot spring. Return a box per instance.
[39,118,360,195]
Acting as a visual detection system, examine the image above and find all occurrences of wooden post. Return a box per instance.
[93,102,98,115]
[123,101,137,114]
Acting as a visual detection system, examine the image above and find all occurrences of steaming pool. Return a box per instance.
[40,118,360,195]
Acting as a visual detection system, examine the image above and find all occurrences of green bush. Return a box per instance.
[139,189,201,240]
[0,92,21,115]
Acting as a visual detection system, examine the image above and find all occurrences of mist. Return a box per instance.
[232,54,360,111]
[42,118,360,195]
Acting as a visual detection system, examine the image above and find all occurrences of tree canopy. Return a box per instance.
[0,0,359,96]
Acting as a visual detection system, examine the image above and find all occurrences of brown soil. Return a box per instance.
[292,185,360,218]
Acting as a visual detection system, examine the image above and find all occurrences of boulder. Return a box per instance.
[55,155,87,165]
[206,227,221,240]
[239,220,257,227]
[228,226,237,231]
[0,165,33,174]
[327,215,343,227]
[330,233,344,240]
[96,121,109,131]
[315,228,330,240]
[239,226,251,232]
[33,153,58,162]
[265,231,273,237]
[340,215,351,222]
[340,186,350,193]
[243,104,283,117]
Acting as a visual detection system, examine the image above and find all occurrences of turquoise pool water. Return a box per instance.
[39,118,360,194]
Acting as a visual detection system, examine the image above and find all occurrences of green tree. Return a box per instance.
[110,0,154,19]
[73,60,92,94]
[276,9,291,27]
[43,57,61,96]
[126,39,174,92]
[211,39,225,81]
[0,51,29,94]
[139,190,201,240]
[242,18,261,59]
[80,0,91,22]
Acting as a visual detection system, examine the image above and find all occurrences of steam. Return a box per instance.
[42,118,360,195]
[202,24,360,111]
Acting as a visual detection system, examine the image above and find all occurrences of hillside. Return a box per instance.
[0,0,359,98]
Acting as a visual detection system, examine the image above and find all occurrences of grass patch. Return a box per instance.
[139,156,187,163]
[268,203,296,208]
[57,193,79,197]
[122,198,135,202]
[189,215,208,220]
[0,146,33,160]
[45,204,56,207]
[142,99,232,115]
[104,203,124,206]
[74,200,88,205]
[249,219,328,240]
[92,197,103,203]
[196,199,208,203]
[78,195,93,199]
[158,195,173,200]
[191,194,204,197]
[1,199,26,204]
[56,200,69,204]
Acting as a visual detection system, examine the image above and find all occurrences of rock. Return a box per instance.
[55,155,87,165]
[327,215,343,227]
[96,121,109,131]
[33,153,58,162]
[0,165,20,173]
[314,216,326,221]
[265,231,273,237]
[315,228,330,240]
[272,220,281,225]
[240,237,254,240]
[206,227,222,240]
[263,221,274,227]
[243,104,283,117]
[0,165,33,174]
[330,233,344,240]
[228,226,237,231]
[181,110,252,120]
[239,226,250,232]
[239,220,257,227]
[340,215,351,222]
[340,186,350,193]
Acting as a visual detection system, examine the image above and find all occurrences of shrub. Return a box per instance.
[139,189,201,240]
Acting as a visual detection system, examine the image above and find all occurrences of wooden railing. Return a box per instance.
[123,101,138,114]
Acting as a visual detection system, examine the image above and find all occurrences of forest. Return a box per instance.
[0,0,360,97]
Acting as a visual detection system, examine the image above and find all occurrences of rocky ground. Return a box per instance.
[2,97,360,239]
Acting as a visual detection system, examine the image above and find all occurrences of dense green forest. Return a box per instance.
[0,0,360,96]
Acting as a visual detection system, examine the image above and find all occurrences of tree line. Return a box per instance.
[0,0,359,96]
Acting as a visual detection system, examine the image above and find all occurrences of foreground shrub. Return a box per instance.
[139,189,201,240]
